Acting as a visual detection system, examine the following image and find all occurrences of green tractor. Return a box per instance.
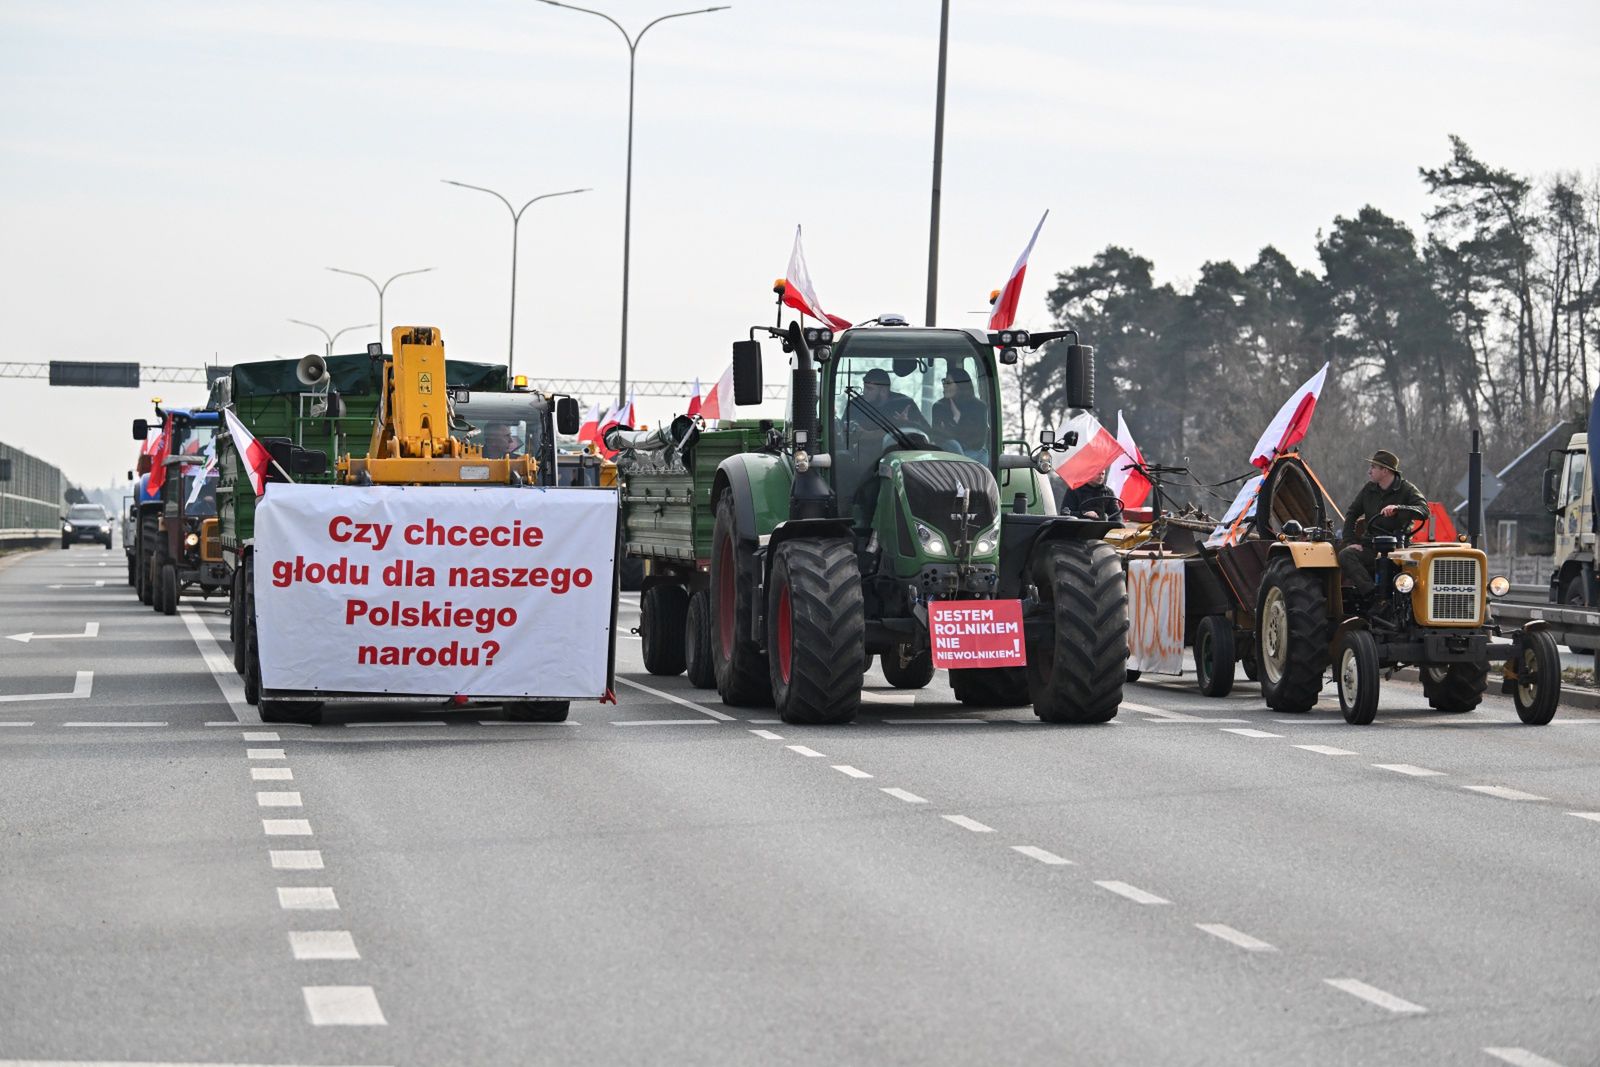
[708,316,1128,725]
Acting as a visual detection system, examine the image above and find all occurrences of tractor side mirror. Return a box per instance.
[132,418,149,440]
[555,396,581,436]
[1064,344,1095,410]
[1542,466,1560,512]
[732,340,764,406]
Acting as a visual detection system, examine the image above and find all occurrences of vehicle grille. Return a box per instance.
[900,458,999,544]
[1428,556,1480,623]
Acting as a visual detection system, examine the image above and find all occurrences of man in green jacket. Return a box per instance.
[1339,449,1431,600]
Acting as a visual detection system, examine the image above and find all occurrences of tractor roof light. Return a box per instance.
[512,375,530,391]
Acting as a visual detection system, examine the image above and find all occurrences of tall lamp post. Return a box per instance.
[287,318,376,360]
[925,0,950,327]
[326,267,435,349]
[537,0,730,407]
[441,181,591,379]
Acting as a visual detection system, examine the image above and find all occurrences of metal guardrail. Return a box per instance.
[1492,601,1600,667]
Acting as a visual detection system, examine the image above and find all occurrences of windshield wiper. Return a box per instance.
[843,386,917,451]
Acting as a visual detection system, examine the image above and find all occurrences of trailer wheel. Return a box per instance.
[684,591,717,689]
[1195,615,1235,697]
[1255,557,1329,713]
[710,493,772,706]
[641,584,689,676]
[506,700,571,723]
[1029,540,1127,724]
[259,699,323,726]
[1421,663,1486,713]
[243,624,261,707]
[952,667,1029,707]
[1336,629,1380,725]
[230,566,248,675]
[881,644,934,689]
[159,562,179,616]
[766,538,864,725]
[1513,629,1561,726]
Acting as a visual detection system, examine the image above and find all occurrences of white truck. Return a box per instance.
[1544,431,1594,615]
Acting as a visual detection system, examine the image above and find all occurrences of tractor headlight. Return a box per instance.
[973,522,1001,556]
[184,533,200,547]
[1393,573,1415,594]
[1488,575,1510,598]
[915,521,947,557]
[62,523,72,533]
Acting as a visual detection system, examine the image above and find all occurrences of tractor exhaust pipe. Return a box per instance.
[1467,429,1482,549]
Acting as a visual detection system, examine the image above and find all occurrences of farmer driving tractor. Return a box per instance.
[1338,449,1430,606]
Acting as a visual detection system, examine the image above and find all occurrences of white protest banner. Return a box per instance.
[253,484,617,699]
[1127,557,1185,674]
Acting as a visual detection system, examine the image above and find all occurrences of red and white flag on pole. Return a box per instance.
[699,364,735,423]
[1107,411,1151,509]
[575,402,603,449]
[223,407,273,497]
[595,403,622,459]
[989,210,1049,331]
[1250,363,1329,470]
[1054,410,1124,489]
[782,226,851,332]
[686,377,702,418]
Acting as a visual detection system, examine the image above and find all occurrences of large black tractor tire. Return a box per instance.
[619,556,647,593]
[230,567,248,675]
[138,554,154,606]
[1255,557,1330,713]
[1512,629,1561,726]
[242,624,261,707]
[1336,628,1380,725]
[125,552,136,586]
[506,700,571,723]
[1028,540,1128,724]
[640,584,690,677]
[159,562,179,616]
[259,699,324,726]
[684,590,717,690]
[710,493,772,707]
[1241,651,1260,681]
[1421,663,1487,713]
[1195,614,1235,698]
[766,538,865,725]
[951,667,1030,707]
[881,644,935,690]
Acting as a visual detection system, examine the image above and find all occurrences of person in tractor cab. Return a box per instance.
[854,367,926,428]
[931,366,989,462]
[1059,470,1122,521]
[482,422,519,459]
[1338,449,1430,603]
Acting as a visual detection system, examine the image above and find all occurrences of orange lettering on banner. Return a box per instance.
[1127,559,1185,674]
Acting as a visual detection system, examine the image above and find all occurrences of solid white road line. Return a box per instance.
[1568,812,1600,823]
[242,731,279,742]
[0,722,33,727]
[290,930,360,961]
[263,819,313,836]
[1484,1047,1568,1067]
[749,729,784,740]
[303,985,387,1026]
[247,748,287,760]
[1094,881,1171,905]
[278,887,339,911]
[1294,744,1358,756]
[941,814,995,833]
[342,721,449,728]
[0,671,94,704]
[178,607,257,724]
[1221,728,1283,738]
[614,676,735,721]
[611,719,716,726]
[62,721,165,728]
[1373,763,1446,777]
[1196,923,1278,952]
[832,765,873,778]
[1463,785,1548,801]
[257,791,303,808]
[884,718,986,725]
[270,850,324,870]
[252,767,293,781]
[1324,978,1426,1013]
[787,745,826,757]
[1011,845,1072,865]
[881,787,928,804]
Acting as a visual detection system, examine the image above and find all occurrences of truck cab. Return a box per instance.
[1544,431,1593,605]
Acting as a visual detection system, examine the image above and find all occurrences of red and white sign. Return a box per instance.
[253,484,618,699]
[1127,558,1185,674]
[929,599,1027,669]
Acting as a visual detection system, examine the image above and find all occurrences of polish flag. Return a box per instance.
[575,402,603,449]
[1107,411,1152,509]
[1054,410,1125,489]
[989,210,1049,331]
[686,377,702,418]
[1250,363,1329,470]
[145,424,172,494]
[594,403,622,459]
[699,364,736,423]
[782,226,851,332]
[223,407,273,497]
[617,390,637,431]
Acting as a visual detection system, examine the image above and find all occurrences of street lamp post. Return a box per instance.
[441,181,591,379]
[537,0,730,408]
[925,0,950,327]
[287,318,377,360]
[326,267,435,349]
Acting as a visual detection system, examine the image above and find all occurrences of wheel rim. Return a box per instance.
[1517,647,1538,705]
[717,536,735,660]
[1262,588,1289,685]
[1426,666,1449,683]
[1197,628,1212,684]
[1339,646,1359,703]
[776,583,793,684]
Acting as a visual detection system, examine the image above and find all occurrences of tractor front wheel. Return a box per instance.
[1255,557,1330,713]
[766,538,864,725]
[881,644,935,690]
[1513,629,1561,726]
[1029,540,1127,724]
[710,493,772,706]
[1336,629,1380,725]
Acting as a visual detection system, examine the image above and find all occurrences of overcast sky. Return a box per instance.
[3,0,1597,488]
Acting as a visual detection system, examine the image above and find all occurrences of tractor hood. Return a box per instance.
[890,451,1000,549]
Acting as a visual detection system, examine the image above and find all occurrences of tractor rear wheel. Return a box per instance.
[506,700,571,723]
[1336,629,1380,725]
[1029,540,1127,724]
[1421,663,1486,713]
[138,554,154,606]
[1513,629,1561,725]
[710,493,772,706]
[881,644,935,689]
[952,667,1029,707]
[1195,614,1235,697]
[640,584,689,677]
[126,552,136,586]
[1255,557,1330,713]
[159,562,179,616]
[684,591,717,689]
[766,538,864,725]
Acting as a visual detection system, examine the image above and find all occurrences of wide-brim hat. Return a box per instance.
[1369,450,1401,474]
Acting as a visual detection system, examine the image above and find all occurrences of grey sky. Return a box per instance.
[3,0,1596,487]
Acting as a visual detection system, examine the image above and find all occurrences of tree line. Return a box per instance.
[1013,136,1600,511]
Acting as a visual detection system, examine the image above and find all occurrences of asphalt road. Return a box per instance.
[2,545,1597,1066]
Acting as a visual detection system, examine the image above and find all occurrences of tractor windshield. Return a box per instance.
[173,424,219,518]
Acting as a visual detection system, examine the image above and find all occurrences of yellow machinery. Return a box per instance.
[339,326,540,486]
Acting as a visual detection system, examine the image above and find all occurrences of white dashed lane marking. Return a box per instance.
[271,849,324,870]
[1221,728,1283,738]
[612,719,716,726]
[1570,812,1600,823]
[252,767,293,781]
[62,721,165,728]
[786,745,826,758]
[749,729,784,740]
[278,887,339,911]
[1463,785,1547,801]
[263,819,313,836]
[242,731,279,741]
[942,815,995,833]
[303,984,387,1026]
[290,930,361,960]
[257,791,303,808]
[1373,763,1445,777]
[884,718,985,725]
[1011,846,1072,865]
[247,748,287,760]
[1324,977,1426,1013]
[832,765,873,778]
[1196,923,1278,952]
[1484,1047,1568,1067]
[1294,744,1358,756]
[1094,881,1170,905]
[881,787,928,804]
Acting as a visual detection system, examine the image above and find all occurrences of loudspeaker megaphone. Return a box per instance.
[296,353,329,387]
